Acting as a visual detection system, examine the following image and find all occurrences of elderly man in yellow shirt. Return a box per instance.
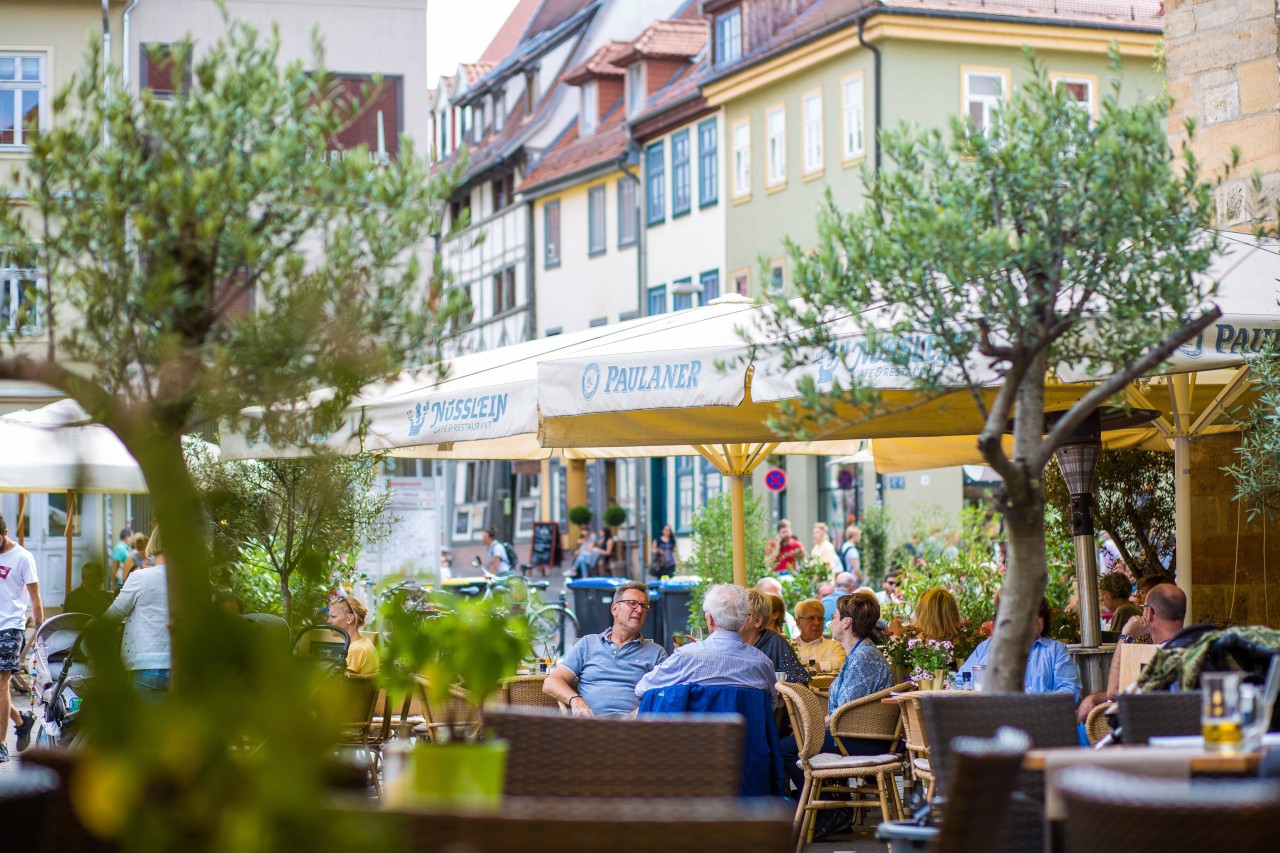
[327,594,380,676]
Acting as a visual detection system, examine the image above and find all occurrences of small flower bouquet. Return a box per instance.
[879,626,918,669]
[907,637,954,682]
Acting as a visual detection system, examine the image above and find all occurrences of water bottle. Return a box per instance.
[960,671,973,691]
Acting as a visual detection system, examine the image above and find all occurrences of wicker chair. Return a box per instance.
[1083,700,1113,746]
[1116,692,1200,745]
[1057,766,1280,852]
[776,682,905,853]
[899,692,936,799]
[500,673,560,710]
[877,726,1032,853]
[334,676,385,797]
[919,692,1077,853]
[486,706,744,798]
[342,795,794,853]
[411,675,480,742]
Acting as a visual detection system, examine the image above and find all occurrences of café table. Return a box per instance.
[1025,745,1266,775]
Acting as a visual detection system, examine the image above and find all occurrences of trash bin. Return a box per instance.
[659,576,702,653]
[644,581,663,647]
[566,577,626,637]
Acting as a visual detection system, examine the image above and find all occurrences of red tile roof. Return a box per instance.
[460,62,495,85]
[615,19,707,65]
[526,0,597,40]
[480,0,542,63]
[562,40,632,84]
[519,101,629,192]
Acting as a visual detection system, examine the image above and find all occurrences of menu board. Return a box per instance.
[531,521,560,569]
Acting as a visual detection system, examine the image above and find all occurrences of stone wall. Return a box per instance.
[1189,433,1280,627]
[1166,0,1280,229]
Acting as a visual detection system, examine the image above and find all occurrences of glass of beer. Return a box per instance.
[1202,672,1244,753]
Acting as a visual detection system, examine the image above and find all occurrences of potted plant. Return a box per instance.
[380,592,531,809]
[603,504,627,528]
[879,627,917,685]
[907,637,954,690]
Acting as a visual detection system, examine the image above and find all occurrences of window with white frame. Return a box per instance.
[675,455,694,532]
[494,89,505,131]
[1053,75,1094,118]
[964,70,1006,137]
[617,177,638,247]
[842,75,864,160]
[715,8,743,67]
[698,118,718,206]
[769,262,784,292]
[0,53,46,148]
[588,184,607,256]
[671,128,691,216]
[0,259,44,335]
[581,81,598,135]
[732,119,750,198]
[699,269,720,303]
[544,200,561,268]
[626,63,645,117]
[766,105,786,187]
[802,91,823,175]
[701,457,723,501]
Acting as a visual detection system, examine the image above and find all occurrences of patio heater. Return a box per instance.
[1048,406,1159,694]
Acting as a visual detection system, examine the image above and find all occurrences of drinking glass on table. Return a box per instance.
[971,664,987,692]
[1202,672,1244,754]
[1240,684,1266,752]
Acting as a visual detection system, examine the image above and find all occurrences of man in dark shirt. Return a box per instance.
[64,562,114,616]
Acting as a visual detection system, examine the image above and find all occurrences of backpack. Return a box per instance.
[838,541,855,572]
[500,540,519,570]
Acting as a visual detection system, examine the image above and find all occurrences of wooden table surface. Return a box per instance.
[1024,745,1264,774]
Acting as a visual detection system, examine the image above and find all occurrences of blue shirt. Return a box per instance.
[821,591,848,625]
[635,629,776,698]
[958,636,1081,702]
[828,638,892,713]
[557,629,667,717]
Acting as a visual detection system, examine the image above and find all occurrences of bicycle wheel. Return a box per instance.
[527,606,579,660]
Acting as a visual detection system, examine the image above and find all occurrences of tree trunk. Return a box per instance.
[280,572,293,628]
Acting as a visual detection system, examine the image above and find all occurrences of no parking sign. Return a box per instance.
[764,467,787,492]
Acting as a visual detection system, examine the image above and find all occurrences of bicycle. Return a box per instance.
[463,557,580,661]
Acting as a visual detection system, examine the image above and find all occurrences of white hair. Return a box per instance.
[754,576,783,596]
[703,583,749,632]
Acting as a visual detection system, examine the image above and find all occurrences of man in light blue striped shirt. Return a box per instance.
[635,584,776,699]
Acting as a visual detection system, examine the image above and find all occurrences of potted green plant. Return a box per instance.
[907,637,954,690]
[380,592,531,809]
[603,504,627,528]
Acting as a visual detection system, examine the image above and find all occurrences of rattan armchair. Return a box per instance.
[1083,700,1113,746]
[1116,692,1200,744]
[776,682,905,853]
[486,706,744,798]
[1057,766,1280,852]
[499,673,560,710]
[334,676,387,797]
[411,674,480,742]
[899,692,936,799]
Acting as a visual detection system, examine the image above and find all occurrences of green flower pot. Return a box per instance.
[406,740,508,811]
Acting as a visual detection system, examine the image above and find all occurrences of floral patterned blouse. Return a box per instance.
[828,637,893,713]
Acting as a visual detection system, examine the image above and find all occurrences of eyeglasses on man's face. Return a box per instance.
[616,599,651,612]
[796,615,823,622]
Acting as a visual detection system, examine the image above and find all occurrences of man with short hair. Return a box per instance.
[822,572,856,625]
[794,599,846,671]
[110,527,133,589]
[634,584,776,698]
[1077,583,1187,722]
[0,514,42,761]
[838,525,862,584]
[545,581,666,717]
[482,526,510,574]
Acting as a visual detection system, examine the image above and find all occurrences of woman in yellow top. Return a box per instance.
[327,594,379,676]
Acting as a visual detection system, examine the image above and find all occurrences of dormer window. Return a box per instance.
[580,80,598,136]
[474,100,486,142]
[494,89,505,131]
[714,8,742,67]
[524,68,538,112]
[626,63,645,117]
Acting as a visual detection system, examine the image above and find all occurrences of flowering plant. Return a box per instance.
[878,626,919,668]
[907,637,954,675]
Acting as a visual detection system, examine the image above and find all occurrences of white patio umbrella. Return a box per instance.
[0,398,148,596]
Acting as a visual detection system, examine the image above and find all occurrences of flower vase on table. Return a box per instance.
[907,637,954,692]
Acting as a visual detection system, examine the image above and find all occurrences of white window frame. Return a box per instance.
[580,80,598,136]
[731,118,751,200]
[626,63,645,117]
[841,73,865,163]
[1050,72,1097,120]
[766,104,786,188]
[587,184,607,256]
[0,257,45,335]
[494,89,505,131]
[716,8,743,67]
[962,67,1009,138]
[0,52,48,149]
[802,89,823,176]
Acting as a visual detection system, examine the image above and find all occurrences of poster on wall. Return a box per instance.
[359,476,442,581]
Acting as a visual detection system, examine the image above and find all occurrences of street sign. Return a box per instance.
[836,468,855,490]
[764,467,787,492]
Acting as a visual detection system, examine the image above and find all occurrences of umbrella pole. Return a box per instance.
[16,493,25,545]
[65,489,75,599]
[730,474,746,587]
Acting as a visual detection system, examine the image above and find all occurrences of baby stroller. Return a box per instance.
[30,612,94,748]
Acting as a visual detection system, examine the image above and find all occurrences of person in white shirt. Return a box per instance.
[793,598,846,672]
[0,514,42,761]
[811,523,841,578]
[103,526,170,702]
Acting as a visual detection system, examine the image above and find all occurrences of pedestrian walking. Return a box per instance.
[0,513,42,761]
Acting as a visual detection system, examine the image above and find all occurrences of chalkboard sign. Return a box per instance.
[531,521,560,569]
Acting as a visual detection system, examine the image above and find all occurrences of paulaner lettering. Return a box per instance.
[1213,324,1280,355]
[602,360,703,394]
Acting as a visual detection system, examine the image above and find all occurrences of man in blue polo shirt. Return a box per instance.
[543,581,666,717]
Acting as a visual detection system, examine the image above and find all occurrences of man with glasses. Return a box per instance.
[875,571,902,608]
[544,581,666,717]
[793,599,846,671]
